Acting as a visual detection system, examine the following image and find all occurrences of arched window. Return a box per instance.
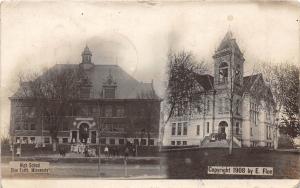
[219,62,228,83]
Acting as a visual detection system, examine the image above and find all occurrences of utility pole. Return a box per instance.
[97,117,102,177]
[229,41,235,155]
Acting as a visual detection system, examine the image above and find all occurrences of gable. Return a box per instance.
[243,74,275,105]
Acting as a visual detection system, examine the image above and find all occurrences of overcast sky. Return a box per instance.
[1,1,299,136]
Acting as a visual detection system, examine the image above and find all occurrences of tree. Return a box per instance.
[166,51,207,122]
[18,65,84,150]
[261,62,300,138]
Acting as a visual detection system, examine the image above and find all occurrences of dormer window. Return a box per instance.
[219,62,228,83]
[79,76,92,99]
[103,70,117,99]
[104,87,116,99]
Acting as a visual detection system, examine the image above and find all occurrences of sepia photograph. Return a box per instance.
[0,0,300,185]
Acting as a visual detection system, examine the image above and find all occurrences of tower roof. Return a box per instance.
[216,31,242,55]
[82,45,92,56]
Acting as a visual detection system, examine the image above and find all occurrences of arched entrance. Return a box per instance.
[79,123,89,143]
[218,121,228,140]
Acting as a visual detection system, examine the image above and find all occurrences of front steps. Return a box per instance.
[200,134,241,148]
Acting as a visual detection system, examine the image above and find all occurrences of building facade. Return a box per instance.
[163,32,277,148]
[9,46,161,147]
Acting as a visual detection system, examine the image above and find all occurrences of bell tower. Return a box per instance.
[212,31,245,92]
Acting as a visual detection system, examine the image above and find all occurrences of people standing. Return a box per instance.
[124,147,129,160]
[104,145,109,158]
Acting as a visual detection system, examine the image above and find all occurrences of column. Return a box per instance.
[77,130,79,142]
[242,95,251,147]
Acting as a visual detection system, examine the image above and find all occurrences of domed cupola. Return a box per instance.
[80,45,94,70]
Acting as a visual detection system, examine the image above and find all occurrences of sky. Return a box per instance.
[1,1,300,136]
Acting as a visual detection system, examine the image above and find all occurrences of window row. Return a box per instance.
[14,107,36,118]
[171,122,188,136]
[101,123,125,132]
[195,99,211,114]
[15,122,36,131]
[196,123,210,136]
[66,137,155,146]
[15,136,50,144]
[79,105,125,117]
[171,140,187,146]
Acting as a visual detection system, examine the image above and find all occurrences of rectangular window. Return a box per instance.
[133,139,139,145]
[182,141,187,145]
[218,98,223,113]
[105,105,113,117]
[141,139,147,146]
[177,123,182,135]
[171,123,176,136]
[15,123,21,130]
[236,99,240,115]
[206,122,210,134]
[236,122,240,134]
[197,125,200,135]
[171,141,175,146]
[119,139,125,145]
[149,139,154,146]
[250,128,253,136]
[112,124,125,132]
[104,88,116,99]
[91,131,96,143]
[62,138,68,143]
[30,123,36,130]
[23,123,28,130]
[116,106,125,117]
[183,122,187,135]
[104,124,113,132]
[109,138,115,145]
[224,98,230,112]
[16,137,20,143]
[207,100,210,112]
[197,105,202,114]
[176,141,181,146]
[44,137,50,144]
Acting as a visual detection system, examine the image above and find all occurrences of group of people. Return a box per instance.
[103,145,136,159]
[70,142,96,157]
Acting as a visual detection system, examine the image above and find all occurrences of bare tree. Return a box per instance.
[18,65,84,150]
[166,51,207,122]
[261,62,300,138]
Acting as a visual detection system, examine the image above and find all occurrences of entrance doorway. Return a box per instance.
[218,121,228,140]
[72,131,77,143]
[79,123,89,143]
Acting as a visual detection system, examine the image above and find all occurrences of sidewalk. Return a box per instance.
[1,152,163,164]
[275,148,300,154]
[1,162,167,178]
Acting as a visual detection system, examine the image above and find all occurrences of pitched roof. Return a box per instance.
[217,31,242,55]
[243,73,275,104]
[194,73,214,91]
[243,74,261,93]
[11,64,159,100]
